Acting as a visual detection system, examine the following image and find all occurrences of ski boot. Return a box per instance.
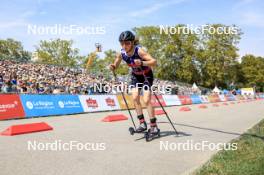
[145,118,160,141]
[129,115,147,135]
[129,120,147,135]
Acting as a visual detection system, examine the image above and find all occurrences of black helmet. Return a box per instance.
[119,31,135,42]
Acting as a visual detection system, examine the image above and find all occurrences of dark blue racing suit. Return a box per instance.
[120,45,154,90]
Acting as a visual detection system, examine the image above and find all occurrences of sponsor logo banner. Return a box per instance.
[0,94,25,120]
[235,95,245,100]
[190,95,202,104]
[218,94,227,102]
[20,95,83,117]
[116,94,135,110]
[99,95,121,111]
[178,95,192,105]
[208,94,221,103]
[200,95,210,103]
[151,95,166,107]
[79,95,102,112]
[225,94,236,101]
[260,94,264,99]
[162,95,182,106]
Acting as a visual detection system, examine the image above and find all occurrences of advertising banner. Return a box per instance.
[21,95,83,117]
[162,95,182,106]
[208,94,221,103]
[116,94,134,109]
[79,95,104,112]
[178,95,192,105]
[98,95,121,111]
[200,95,210,103]
[190,95,202,104]
[150,95,166,107]
[0,94,25,120]
[218,94,227,102]
[225,94,236,101]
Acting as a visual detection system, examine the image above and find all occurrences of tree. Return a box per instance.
[83,49,129,76]
[177,55,199,83]
[241,54,264,91]
[35,39,80,67]
[134,25,200,83]
[103,49,128,75]
[197,24,242,88]
[0,38,31,61]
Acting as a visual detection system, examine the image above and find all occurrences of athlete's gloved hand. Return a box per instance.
[134,59,143,67]
[109,64,116,71]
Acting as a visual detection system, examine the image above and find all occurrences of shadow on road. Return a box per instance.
[158,121,264,141]
[133,130,191,141]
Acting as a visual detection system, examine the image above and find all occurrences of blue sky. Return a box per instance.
[0,0,263,57]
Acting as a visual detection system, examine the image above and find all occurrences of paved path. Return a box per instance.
[0,100,263,175]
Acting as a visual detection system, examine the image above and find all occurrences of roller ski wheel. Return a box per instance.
[145,132,149,142]
[129,127,135,135]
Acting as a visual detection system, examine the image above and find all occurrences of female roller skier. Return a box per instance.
[110,30,159,135]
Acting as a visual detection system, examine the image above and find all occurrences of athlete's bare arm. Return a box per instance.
[137,48,157,67]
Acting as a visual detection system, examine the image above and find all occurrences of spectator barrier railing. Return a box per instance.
[0,94,262,120]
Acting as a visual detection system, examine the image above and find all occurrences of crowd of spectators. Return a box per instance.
[0,60,205,95]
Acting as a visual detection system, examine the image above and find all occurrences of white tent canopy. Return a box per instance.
[192,83,198,89]
[213,86,221,93]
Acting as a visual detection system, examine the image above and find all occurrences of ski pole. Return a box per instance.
[112,71,136,129]
[139,67,179,135]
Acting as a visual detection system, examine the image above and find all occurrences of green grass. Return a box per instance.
[194,119,264,175]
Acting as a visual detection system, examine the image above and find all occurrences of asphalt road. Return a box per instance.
[0,100,263,175]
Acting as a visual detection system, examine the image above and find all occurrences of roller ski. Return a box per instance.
[129,120,147,135]
[129,117,161,142]
[144,124,160,142]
